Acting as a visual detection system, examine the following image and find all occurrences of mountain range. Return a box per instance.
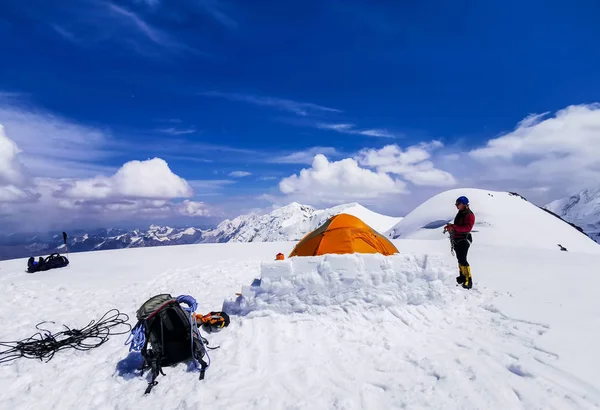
[2,188,598,261]
[0,202,402,261]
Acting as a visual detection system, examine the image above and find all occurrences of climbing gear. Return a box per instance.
[125,294,212,394]
[27,253,69,273]
[0,309,131,364]
[194,312,230,333]
[456,263,465,284]
[460,265,472,289]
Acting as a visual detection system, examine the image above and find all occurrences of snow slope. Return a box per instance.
[386,188,600,254]
[1,233,599,409]
[545,187,600,243]
[202,202,402,243]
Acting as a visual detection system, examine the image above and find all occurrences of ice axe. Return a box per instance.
[62,232,70,265]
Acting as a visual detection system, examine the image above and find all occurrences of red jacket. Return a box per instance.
[451,209,475,239]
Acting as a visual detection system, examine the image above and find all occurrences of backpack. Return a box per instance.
[125,294,210,394]
[27,253,69,273]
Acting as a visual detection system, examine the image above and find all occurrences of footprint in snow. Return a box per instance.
[507,363,534,378]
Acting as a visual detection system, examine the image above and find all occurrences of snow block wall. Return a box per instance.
[223,253,455,316]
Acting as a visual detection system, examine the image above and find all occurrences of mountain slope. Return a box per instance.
[386,188,600,254]
[201,202,403,243]
[545,187,600,243]
[0,236,599,408]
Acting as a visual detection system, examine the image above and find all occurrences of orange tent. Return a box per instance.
[288,213,399,257]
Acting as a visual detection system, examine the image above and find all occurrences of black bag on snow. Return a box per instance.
[27,253,69,273]
[125,294,209,394]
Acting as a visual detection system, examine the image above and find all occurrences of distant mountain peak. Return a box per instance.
[545,187,600,243]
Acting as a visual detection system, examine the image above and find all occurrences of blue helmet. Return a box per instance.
[456,196,469,205]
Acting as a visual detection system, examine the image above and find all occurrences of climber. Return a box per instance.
[445,196,475,289]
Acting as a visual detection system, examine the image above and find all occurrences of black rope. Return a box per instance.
[0,309,132,364]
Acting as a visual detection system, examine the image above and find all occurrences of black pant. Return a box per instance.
[454,239,470,266]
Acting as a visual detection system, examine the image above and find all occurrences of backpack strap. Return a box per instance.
[144,351,166,394]
[176,295,212,379]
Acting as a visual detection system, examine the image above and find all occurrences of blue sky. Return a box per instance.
[1,0,600,232]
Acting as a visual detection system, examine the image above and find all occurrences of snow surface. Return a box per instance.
[545,187,600,243]
[1,226,600,409]
[386,188,600,254]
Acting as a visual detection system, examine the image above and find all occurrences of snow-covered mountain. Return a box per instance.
[0,225,205,261]
[386,188,600,253]
[201,202,403,243]
[0,203,402,261]
[544,187,600,243]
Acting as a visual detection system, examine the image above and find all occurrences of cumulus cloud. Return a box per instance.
[61,157,193,200]
[356,142,456,186]
[0,124,40,203]
[0,124,28,186]
[178,200,212,217]
[229,171,251,177]
[279,154,406,204]
[468,103,600,199]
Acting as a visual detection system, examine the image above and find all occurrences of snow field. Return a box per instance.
[0,240,599,409]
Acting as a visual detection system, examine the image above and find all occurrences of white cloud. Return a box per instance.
[229,171,252,177]
[0,186,39,202]
[157,127,197,135]
[468,103,600,199]
[188,179,236,190]
[316,123,398,138]
[278,154,406,204]
[200,92,341,116]
[198,0,239,30]
[271,147,340,164]
[107,3,173,48]
[43,1,201,57]
[0,124,40,203]
[356,142,456,187]
[178,200,211,217]
[0,98,115,179]
[0,124,28,186]
[62,157,193,199]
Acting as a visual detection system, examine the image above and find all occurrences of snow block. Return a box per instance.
[223,253,455,316]
[260,260,293,280]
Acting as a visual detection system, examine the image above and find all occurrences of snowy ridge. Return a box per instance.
[545,187,600,243]
[386,188,600,254]
[202,202,403,244]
